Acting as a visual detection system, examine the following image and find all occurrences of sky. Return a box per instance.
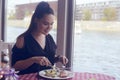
[8,0,117,5]
[8,0,56,9]
[8,0,56,6]
[77,0,120,4]
[8,0,120,9]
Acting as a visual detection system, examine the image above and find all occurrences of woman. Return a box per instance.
[12,1,68,75]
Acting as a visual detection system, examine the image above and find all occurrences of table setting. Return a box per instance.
[0,66,19,80]
[19,65,115,80]
[19,72,116,80]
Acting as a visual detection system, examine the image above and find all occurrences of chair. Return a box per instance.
[0,41,14,68]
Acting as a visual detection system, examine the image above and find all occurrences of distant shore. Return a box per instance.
[8,20,120,32]
[75,21,120,32]
[7,20,57,29]
[7,20,30,28]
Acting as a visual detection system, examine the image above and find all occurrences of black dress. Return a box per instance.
[11,34,57,75]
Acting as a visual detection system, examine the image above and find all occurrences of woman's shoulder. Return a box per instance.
[15,35,25,48]
[15,34,32,48]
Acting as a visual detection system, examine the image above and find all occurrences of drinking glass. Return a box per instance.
[1,49,9,68]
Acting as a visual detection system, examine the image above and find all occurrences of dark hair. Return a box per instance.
[34,1,54,19]
[19,1,54,37]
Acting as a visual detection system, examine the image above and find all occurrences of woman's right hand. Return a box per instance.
[31,56,51,66]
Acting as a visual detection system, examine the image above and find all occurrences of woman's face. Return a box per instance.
[35,14,54,35]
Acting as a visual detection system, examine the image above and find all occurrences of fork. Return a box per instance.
[48,64,56,70]
[62,65,66,71]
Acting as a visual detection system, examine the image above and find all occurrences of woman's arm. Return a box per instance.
[13,57,34,71]
[13,36,34,71]
[13,56,52,71]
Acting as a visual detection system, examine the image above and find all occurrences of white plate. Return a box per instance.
[39,69,74,80]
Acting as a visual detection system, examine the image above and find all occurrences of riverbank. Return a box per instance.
[8,20,120,33]
[7,20,30,28]
[7,20,57,29]
[75,21,120,32]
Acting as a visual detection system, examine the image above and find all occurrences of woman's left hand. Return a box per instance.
[59,56,68,65]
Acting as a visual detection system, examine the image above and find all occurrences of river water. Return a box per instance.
[7,27,120,79]
[74,31,120,80]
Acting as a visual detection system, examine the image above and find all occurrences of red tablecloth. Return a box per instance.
[19,72,115,80]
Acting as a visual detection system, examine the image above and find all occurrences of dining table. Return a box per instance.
[19,72,115,80]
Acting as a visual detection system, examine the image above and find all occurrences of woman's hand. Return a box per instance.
[59,56,68,65]
[32,56,51,66]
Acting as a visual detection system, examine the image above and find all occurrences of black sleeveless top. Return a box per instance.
[12,34,57,75]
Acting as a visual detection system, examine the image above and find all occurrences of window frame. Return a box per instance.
[0,0,7,41]
[57,0,75,68]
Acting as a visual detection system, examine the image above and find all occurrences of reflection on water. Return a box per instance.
[7,27,27,42]
[7,27,120,79]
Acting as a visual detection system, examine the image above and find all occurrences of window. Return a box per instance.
[6,0,57,42]
[74,0,120,79]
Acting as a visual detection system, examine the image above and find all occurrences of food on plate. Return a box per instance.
[59,70,68,78]
[44,69,57,77]
[43,68,73,79]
